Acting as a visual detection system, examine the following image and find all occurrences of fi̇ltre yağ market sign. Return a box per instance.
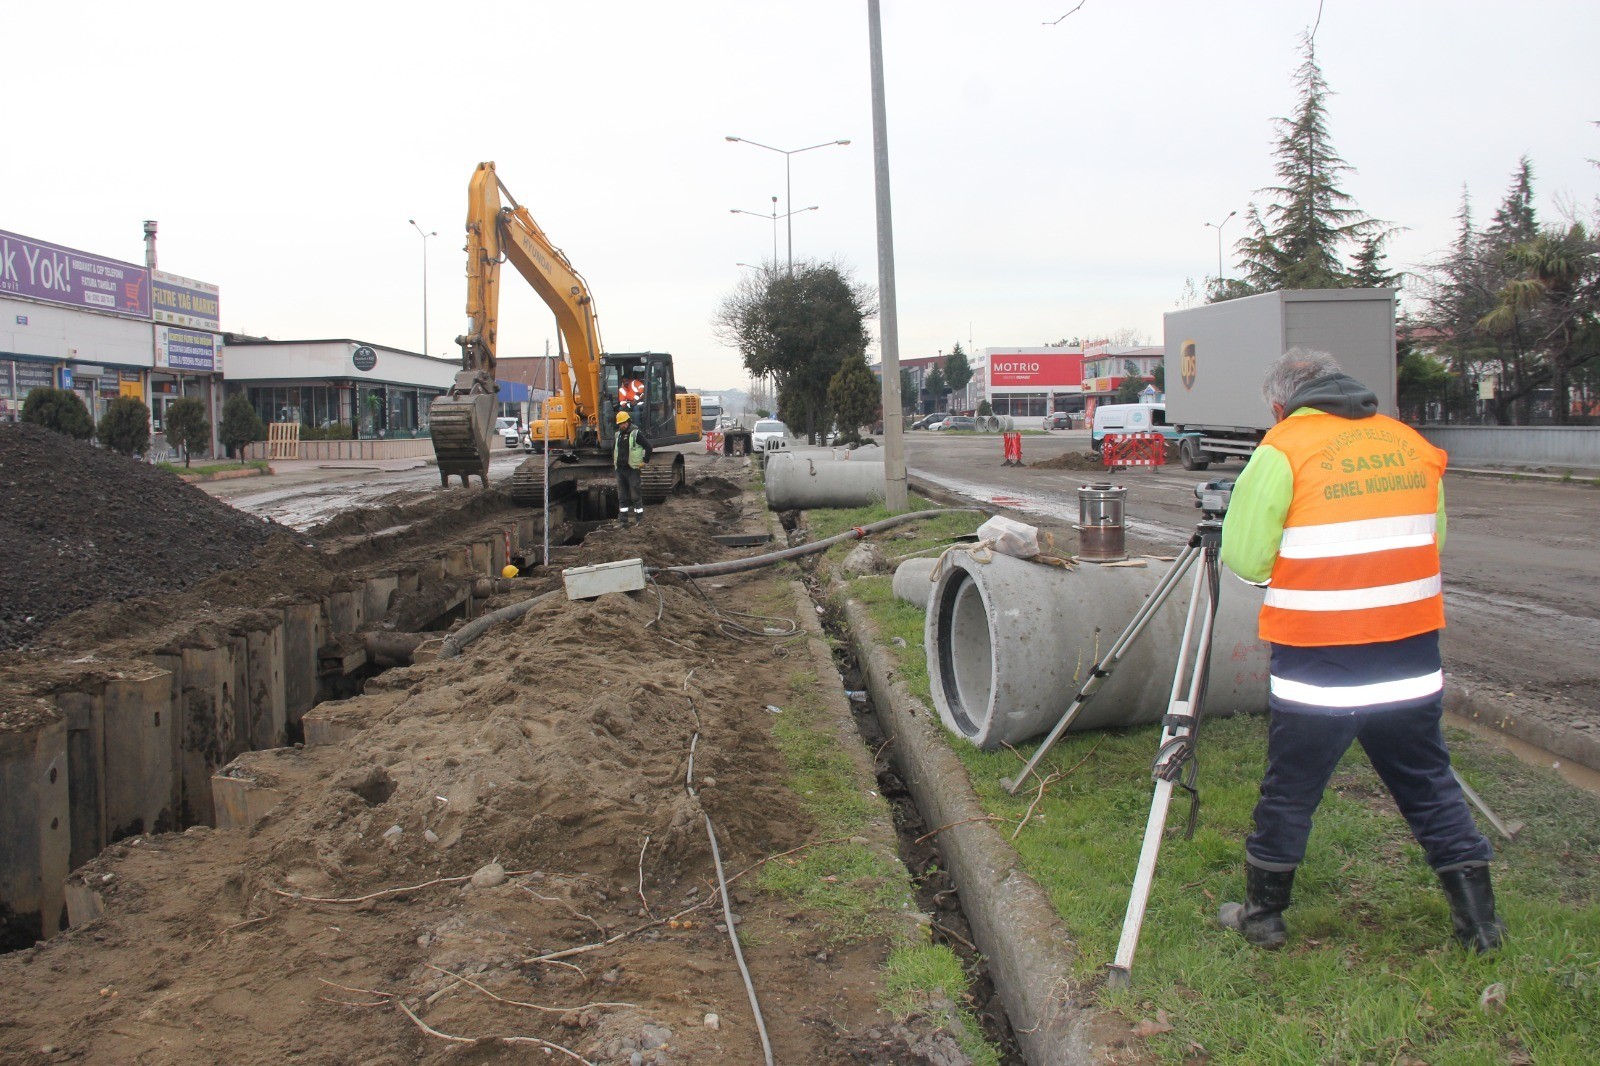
[0,229,151,318]
[152,269,220,330]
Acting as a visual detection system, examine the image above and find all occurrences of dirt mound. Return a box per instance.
[0,423,295,651]
[1027,450,1107,471]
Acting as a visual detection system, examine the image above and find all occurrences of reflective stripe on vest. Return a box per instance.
[1258,412,1446,647]
[1270,668,1444,709]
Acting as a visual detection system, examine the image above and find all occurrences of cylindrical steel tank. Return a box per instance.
[764,453,886,511]
[926,547,1267,749]
[1077,482,1127,561]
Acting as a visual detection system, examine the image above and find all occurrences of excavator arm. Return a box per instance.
[430,161,607,485]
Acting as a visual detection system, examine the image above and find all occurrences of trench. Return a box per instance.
[811,589,1025,1065]
[1,503,601,954]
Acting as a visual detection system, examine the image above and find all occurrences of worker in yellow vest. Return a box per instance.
[613,410,653,528]
[1219,349,1501,953]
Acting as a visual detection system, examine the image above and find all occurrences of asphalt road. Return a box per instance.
[902,430,1600,722]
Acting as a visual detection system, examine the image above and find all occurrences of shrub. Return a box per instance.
[219,393,266,458]
[21,387,94,440]
[164,397,210,468]
[97,396,151,455]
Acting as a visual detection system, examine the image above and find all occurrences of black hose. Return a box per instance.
[438,508,986,658]
[653,508,986,579]
[437,588,563,660]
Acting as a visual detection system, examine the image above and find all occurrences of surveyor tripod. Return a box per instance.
[1000,516,1226,988]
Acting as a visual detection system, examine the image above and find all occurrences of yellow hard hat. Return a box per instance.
[615,410,631,423]
[501,564,519,579]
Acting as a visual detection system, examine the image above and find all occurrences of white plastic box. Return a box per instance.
[562,558,647,600]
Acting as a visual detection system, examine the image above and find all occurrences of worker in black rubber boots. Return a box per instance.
[613,410,652,528]
[1217,349,1503,953]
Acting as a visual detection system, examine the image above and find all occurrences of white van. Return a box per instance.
[1089,402,1175,452]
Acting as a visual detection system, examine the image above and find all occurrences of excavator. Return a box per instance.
[429,162,701,509]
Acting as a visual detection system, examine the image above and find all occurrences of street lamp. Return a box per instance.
[725,135,850,272]
[1204,210,1237,283]
[731,197,819,266]
[407,219,437,356]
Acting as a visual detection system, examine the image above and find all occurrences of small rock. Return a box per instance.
[704,1013,720,1030]
[700,776,716,788]
[641,1024,672,1049]
[849,836,870,847]
[381,825,403,846]
[470,862,507,888]
[630,1053,644,1066]
[423,829,439,844]
[764,704,783,714]
[416,933,431,948]
[1479,982,1508,1013]
[891,636,907,647]
[101,873,115,883]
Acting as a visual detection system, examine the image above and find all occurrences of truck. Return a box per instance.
[1162,288,1397,471]
[697,393,754,455]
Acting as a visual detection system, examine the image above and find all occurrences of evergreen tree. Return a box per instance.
[944,343,973,397]
[220,392,267,458]
[899,368,916,415]
[164,397,210,467]
[21,387,94,440]
[1217,35,1379,300]
[827,350,879,444]
[1485,157,1537,249]
[1349,234,1401,288]
[925,366,947,408]
[97,396,151,455]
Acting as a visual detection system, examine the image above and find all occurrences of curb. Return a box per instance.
[175,466,271,484]
[842,596,1121,1065]
[1444,679,1600,773]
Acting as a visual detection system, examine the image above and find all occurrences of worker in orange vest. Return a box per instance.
[1218,349,1501,953]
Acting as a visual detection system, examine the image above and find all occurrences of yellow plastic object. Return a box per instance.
[501,564,520,579]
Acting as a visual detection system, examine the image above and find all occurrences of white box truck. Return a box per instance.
[1163,288,1397,470]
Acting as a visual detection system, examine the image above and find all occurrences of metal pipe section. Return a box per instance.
[925,549,1267,749]
[1076,482,1128,562]
[764,453,886,511]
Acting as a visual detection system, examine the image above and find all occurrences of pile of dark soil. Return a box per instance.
[1027,450,1107,471]
[0,423,290,651]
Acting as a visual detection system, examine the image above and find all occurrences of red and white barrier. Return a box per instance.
[1001,431,1024,467]
[1102,432,1166,468]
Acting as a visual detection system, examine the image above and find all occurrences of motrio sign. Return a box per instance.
[988,351,1084,388]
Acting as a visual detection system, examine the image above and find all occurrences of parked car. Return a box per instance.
[1041,411,1075,430]
[751,419,789,452]
[911,412,948,430]
[932,415,977,432]
[494,416,521,448]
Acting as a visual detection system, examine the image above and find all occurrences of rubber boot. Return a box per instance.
[1438,865,1505,953]
[1218,863,1294,949]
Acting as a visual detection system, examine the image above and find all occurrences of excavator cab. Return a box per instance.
[601,353,694,447]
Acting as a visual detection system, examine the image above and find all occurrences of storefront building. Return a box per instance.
[1,227,225,455]
[1081,343,1162,416]
[220,338,456,439]
[975,347,1085,418]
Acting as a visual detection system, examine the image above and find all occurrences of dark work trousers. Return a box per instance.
[616,466,643,514]
[1245,699,1492,873]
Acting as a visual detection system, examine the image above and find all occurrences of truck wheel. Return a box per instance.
[1180,439,1210,471]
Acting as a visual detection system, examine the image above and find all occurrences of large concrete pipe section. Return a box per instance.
[927,548,1268,749]
[892,558,939,609]
[764,452,886,511]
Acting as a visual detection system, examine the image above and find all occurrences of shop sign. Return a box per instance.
[352,345,377,371]
[152,270,221,330]
[0,229,151,318]
[155,325,219,372]
[989,352,1084,388]
[119,368,144,400]
[15,361,55,391]
[59,366,74,389]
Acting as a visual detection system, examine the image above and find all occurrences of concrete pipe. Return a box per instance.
[892,557,939,609]
[764,453,886,511]
[926,548,1268,750]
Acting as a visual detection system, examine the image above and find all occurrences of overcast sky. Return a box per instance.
[5,1,1596,390]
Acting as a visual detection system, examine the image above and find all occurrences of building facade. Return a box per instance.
[1081,343,1162,415]
[974,346,1085,418]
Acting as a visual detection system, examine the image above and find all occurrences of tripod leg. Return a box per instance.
[1107,556,1219,986]
[1002,543,1202,794]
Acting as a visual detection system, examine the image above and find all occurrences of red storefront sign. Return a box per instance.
[988,353,1083,388]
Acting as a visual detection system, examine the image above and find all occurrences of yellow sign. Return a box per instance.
[119,380,144,400]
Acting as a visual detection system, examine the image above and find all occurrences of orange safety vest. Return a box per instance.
[1259,411,1446,647]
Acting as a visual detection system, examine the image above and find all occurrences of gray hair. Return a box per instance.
[1261,348,1343,407]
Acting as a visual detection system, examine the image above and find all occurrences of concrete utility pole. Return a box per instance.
[868,0,908,512]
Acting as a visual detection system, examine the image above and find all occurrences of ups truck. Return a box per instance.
[1163,288,1397,471]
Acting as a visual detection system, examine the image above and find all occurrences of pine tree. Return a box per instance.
[1217,35,1379,300]
[827,350,880,444]
[1485,157,1537,249]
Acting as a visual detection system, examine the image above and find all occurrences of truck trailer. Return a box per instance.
[1162,288,1397,471]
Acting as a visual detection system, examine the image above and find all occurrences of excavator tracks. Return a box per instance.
[640,453,686,503]
[508,457,581,508]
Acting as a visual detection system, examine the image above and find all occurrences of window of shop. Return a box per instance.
[993,392,1048,418]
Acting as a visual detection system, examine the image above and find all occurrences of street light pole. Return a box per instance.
[1205,210,1237,283]
[730,202,820,268]
[725,135,850,273]
[408,219,437,356]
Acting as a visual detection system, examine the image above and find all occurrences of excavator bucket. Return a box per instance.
[429,384,494,487]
